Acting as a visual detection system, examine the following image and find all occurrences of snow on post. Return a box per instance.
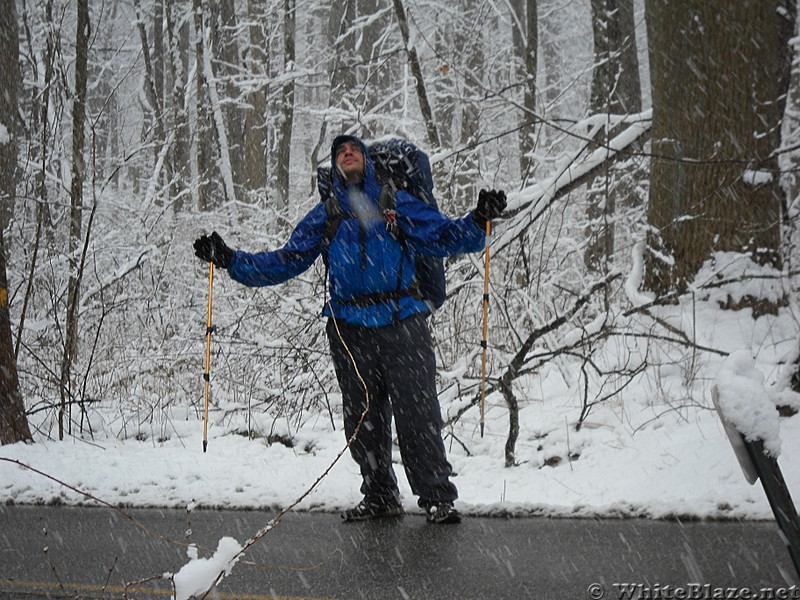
[714,350,781,458]
[624,241,655,306]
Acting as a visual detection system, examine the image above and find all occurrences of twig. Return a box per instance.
[102,556,118,595]
[499,274,622,396]
[41,523,67,595]
[124,574,169,600]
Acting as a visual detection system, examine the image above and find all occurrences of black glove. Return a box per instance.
[193,231,234,269]
[472,189,507,230]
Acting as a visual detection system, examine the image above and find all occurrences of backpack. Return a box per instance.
[316,138,447,311]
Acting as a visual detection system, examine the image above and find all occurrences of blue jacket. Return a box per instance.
[228,136,485,327]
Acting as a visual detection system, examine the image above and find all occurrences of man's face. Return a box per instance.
[335,141,365,184]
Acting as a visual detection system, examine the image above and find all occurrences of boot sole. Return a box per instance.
[341,508,404,522]
[427,512,462,524]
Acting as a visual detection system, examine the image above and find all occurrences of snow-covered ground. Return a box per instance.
[3,260,800,599]
[2,391,798,521]
[2,284,799,522]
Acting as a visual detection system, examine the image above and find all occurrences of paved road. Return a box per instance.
[1,505,797,600]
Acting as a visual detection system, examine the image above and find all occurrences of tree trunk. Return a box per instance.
[166,0,191,212]
[153,0,164,106]
[275,0,295,213]
[0,0,31,444]
[782,0,800,203]
[0,232,31,444]
[540,4,563,147]
[60,0,89,439]
[34,0,56,226]
[243,0,269,199]
[644,1,786,304]
[588,0,640,115]
[511,0,539,186]
[195,0,216,210]
[452,1,484,212]
[133,0,166,147]
[0,0,21,232]
[217,0,244,192]
[88,1,119,186]
[328,0,357,129]
[392,0,441,151]
[308,0,355,194]
[355,0,396,138]
[584,0,642,275]
[433,25,454,150]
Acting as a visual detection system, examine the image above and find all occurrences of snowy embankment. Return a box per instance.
[1,390,798,521]
[2,287,800,522]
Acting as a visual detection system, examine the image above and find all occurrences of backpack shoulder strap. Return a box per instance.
[379,179,396,211]
[324,181,404,245]
[379,183,402,242]
[324,195,345,243]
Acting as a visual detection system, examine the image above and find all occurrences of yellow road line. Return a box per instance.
[0,579,344,600]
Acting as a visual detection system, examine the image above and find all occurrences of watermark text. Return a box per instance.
[587,583,800,600]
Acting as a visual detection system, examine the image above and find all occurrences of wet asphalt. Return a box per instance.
[0,504,797,600]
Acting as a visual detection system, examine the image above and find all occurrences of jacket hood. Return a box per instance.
[330,134,382,204]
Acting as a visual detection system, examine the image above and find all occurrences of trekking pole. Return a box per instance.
[480,220,492,438]
[202,262,214,452]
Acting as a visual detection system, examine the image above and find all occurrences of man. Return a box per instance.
[194,135,505,524]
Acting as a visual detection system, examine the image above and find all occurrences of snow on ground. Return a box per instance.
[2,296,800,523]
[4,287,800,599]
[4,394,797,521]
[3,249,800,523]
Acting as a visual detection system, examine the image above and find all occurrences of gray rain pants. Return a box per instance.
[326,313,458,508]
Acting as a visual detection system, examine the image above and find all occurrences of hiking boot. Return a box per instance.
[341,499,404,522]
[426,502,461,524]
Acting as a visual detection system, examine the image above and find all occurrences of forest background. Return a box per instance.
[1,0,800,519]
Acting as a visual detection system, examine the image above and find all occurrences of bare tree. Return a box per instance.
[452,1,486,211]
[357,0,398,138]
[0,0,22,232]
[392,0,440,151]
[0,0,32,444]
[308,0,358,191]
[781,0,800,203]
[584,0,642,275]
[328,0,357,114]
[133,0,168,187]
[243,0,270,198]
[275,0,296,210]
[216,0,244,191]
[510,0,538,186]
[644,0,789,309]
[539,0,565,142]
[166,0,192,212]
[194,0,222,210]
[0,233,31,445]
[59,0,90,439]
[153,0,165,107]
